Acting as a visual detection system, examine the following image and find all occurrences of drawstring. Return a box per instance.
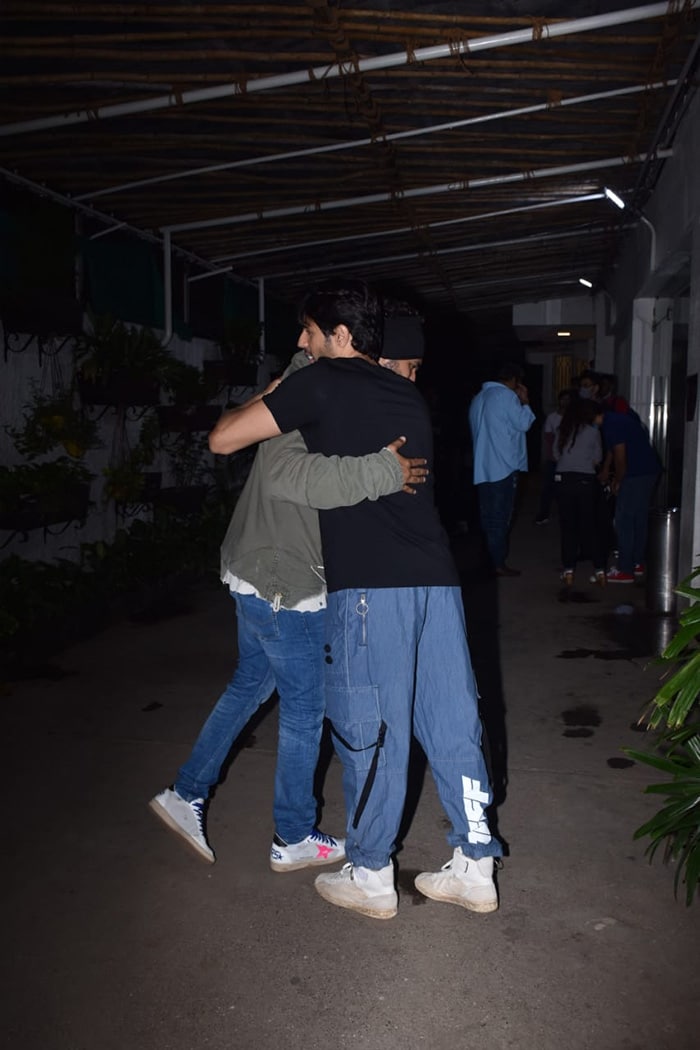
[330,720,387,829]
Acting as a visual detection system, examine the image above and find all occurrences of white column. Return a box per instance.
[630,298,654,427]
[680,218,700,578]
[629,297,672,444]
[593,293,615,373]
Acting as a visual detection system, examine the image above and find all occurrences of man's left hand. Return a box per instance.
[385,436,428,494]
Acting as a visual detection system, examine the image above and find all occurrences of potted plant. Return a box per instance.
[624,566,700,905]
[0,458,92,534]
[9,386,102,459]
[75,315,169,406]
[153,430,212,516]
[102,412,162,506]
[157,360,220,433]
[103,465,162,506]
[204,315,262,388]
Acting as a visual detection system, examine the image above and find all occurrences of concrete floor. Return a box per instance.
[4,483,699,1050]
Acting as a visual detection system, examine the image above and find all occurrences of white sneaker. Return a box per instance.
[270,829,346,872]
[315,862,398,919]
[148,787,215,864]
[415,847,498,913]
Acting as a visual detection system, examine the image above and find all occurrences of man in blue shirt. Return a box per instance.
[469,363,536,576]
[601,410,661,582]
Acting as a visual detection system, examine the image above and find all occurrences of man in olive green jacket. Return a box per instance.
[150,349,425,869]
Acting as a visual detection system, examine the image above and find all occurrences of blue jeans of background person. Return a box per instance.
[176,591,325,844]
[614,473,659,573]
[324,586,502,870]
[477,471,519,568]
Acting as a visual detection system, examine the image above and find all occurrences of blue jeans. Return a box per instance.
[614,473,659,573]
[176,592,326,844]
[324,586,501,869]
[477,472,518,568]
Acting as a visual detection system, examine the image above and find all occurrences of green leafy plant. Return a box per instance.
[9,386,101,459]
[220,316,263,364]
[0,553,95,651]
[75,314,171,382]
[0,458,92,511]
[162,359,218,405]
[625,566,700,905]
[102,412,161,504]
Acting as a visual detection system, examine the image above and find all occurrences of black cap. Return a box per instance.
[381,316,425,360]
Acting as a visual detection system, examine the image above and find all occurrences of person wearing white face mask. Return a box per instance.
[577,371,600,400]
[578,369,632,415]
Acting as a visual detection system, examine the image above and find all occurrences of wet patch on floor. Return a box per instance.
[562,704,600,738]
[629,720,648,733]
[562,704,601,727]
[558,589,599,604]
[557,647,635,661]
[583,610,678,659]
[607,757,636,769]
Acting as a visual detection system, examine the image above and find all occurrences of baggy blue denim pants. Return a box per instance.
[176,591,325,844]
[477,471,518,569]
[614,473,659,573]
[324,586,502,870]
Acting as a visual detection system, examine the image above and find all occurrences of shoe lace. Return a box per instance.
[309,828,338,847]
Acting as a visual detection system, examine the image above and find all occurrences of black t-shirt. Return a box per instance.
[264,357,459,592]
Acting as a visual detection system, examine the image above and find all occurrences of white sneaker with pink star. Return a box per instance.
[269,828,345,872]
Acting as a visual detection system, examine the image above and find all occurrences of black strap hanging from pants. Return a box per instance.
[330,720,387,829]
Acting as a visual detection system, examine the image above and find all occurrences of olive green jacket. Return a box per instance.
[219,352,404,608]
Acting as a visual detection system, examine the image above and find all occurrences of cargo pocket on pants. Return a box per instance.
[326,684,386,830]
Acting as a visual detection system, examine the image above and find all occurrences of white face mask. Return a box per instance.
[578,386,593,399]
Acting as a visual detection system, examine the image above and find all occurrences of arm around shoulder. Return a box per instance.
[209,398,281,455]
[267,437,404,509]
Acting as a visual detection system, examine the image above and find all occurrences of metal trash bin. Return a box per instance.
[646,507,680,615]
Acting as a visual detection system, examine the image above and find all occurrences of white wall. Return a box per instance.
[0,321,258,565]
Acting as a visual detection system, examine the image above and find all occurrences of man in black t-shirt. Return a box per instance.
[210,280,502,920]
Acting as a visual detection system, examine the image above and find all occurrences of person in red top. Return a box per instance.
[578,370,632,414]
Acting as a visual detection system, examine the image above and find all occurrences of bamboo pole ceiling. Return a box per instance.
[1,1,698,312]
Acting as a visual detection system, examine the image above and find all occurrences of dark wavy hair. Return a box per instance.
[298,278,383,361]
[556,398,602,455]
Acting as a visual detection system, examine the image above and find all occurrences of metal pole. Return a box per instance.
[0,3,692,138]
[75,80,674,203]
[258,278,266,359]
[212,194,606,265]
[162,229,172,347]
[263,223,635,280]
[164,152,672,235]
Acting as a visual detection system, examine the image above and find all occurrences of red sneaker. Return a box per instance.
[606,567,635,584]
[634,563,645,577]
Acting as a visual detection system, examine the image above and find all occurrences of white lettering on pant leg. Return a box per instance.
[462,776,491,844]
